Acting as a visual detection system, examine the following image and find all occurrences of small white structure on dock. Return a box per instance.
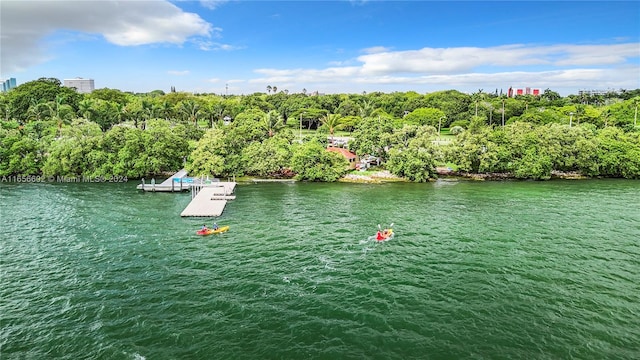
[136,169,191,192]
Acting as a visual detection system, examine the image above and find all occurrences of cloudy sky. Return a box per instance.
[1,0,639,95]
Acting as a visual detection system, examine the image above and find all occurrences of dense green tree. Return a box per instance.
[91,99,123,131]
[338,115,361,133]
[336,99,360,117]
[378,92,410,118]
[113,125,148,177]
[540,88,563,105]
[290,140,347,181]
[89,88,132,106]
[241,133,293,177]
[595,127,640,178]
[6,78,81,123]
[188,129,231,177]
[160,91,194,106]
[42,120,103,177]
[403,107,446,126]
[402,91,429,112]
[386,147,436,182]
[0,128,42,175]
[140,120,190,175]
[424,90,472,126]
[97,125,139,176]
[386,129,439,182]
[240,93,274,113]
[349,115,395,159]
[0,93,11,121]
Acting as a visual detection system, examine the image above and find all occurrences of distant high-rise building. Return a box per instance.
[511,87,541,97]
[63,77,95,93]
[1,77,17,92]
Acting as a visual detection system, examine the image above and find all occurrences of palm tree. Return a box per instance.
[472,89,484,117]
[78,98,95,121]
[501,97,506,127]
[45,95,72,137]
[141,98,154,120]
[262,110,284,137]
[0,98,11,121]
[632,96,640,126]
[158,101,173,121]
[574,104,585,126]
[272,86,277,94]
[27,99,47,122]
[209,102,225,128]
[179,100,201,126]
[266,85,272,94]
[320,113,343,143]
[358,99,375,118]
[482,101,494,126]
[602,109,611,127]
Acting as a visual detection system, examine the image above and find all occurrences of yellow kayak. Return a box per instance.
[196,226,229,236]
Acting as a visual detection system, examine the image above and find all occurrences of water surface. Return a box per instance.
[1,180,639,359]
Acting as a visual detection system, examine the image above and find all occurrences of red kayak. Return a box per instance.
[376,228,394,241]
[196,226,229,236]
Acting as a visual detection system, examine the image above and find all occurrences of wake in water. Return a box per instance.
[359,227,395,255]
[360,224,395,246]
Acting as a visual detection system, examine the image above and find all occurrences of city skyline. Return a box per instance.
[2,0,639,96]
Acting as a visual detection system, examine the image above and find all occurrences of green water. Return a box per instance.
[1,180,639,359]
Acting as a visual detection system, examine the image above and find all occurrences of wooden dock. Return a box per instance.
[180,182,237,217]
[136,170,237,217]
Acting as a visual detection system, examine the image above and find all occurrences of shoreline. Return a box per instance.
[147,169,598,185]
[339,168,591,183]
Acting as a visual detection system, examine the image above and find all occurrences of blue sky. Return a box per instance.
[2,0,639,95]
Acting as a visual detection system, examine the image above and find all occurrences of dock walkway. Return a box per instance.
[180,182,237,217]
[160,169,188,185]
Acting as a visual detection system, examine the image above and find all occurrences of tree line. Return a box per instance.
[1,77,639,181]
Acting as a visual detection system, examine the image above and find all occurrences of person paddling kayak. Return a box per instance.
[375,224,394,241]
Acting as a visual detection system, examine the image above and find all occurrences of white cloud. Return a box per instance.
[355,43,640,75]
[1,0,214,74]
[199,0,230,10]
[361,46,392,54]
[245,42,639,95]
[196,40,244,51]
[168,70,190,76]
